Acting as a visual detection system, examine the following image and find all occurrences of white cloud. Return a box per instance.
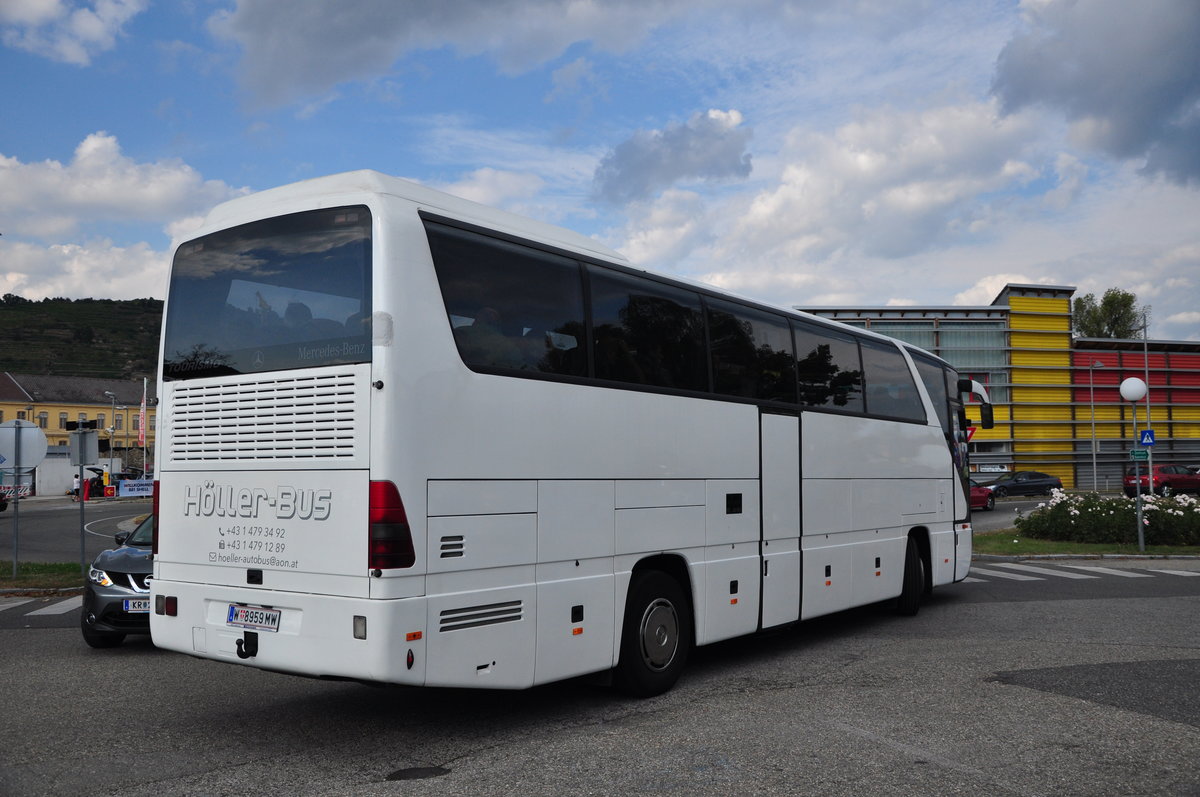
[609,189,713,267]
[0,237,167,300]
[952,274,1054,306]
[1,0,147,65]
[593,110,753,203]
[993,0,1200,183]
[0,132,244,241]
[714,101,1040,266]
[209,0,688,109]
[437,167,545,208]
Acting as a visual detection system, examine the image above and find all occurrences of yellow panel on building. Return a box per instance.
[1015,408,1074,424]
[1011,331,1071,348]
[1012,351,1072,368]
[1010,314,1071,332]
[1008,296,1072,315]
[1013,386,1072,403]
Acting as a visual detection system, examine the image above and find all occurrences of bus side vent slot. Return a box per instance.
[439,536,465,558]
[439,600,523,633]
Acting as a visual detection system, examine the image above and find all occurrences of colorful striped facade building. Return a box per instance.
[801,284,1200,490]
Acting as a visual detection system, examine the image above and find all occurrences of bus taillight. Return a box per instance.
[369,481,416,570]
[152,479,160,556]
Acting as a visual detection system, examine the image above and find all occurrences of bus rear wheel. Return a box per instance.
[614,569,692,698]
[896,536,924,617]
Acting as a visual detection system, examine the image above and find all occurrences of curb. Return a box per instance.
[0,586,84,597]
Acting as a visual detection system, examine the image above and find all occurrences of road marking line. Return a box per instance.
[1060,565,1153,578]
[26,596,83,615]
[969,567,1043,581]
[961,577,985,583]
[1,598,34,610]
[1143,569,1200,577]
[991,563,1098,579]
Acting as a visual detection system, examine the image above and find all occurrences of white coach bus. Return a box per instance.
[149,170,993,696]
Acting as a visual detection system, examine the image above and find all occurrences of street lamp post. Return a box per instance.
[117,406,128,472]
[1138,312,1154,494]
[103,391,116,480]
[1121,377,1148,552]
[1089,360,1104,492]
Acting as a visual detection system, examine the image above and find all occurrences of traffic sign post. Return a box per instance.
[0,420,49,579]
[1129,449,1149,461]
[70,429,100,577]
[1139,429,1156,447]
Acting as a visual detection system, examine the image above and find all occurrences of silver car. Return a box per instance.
[81,514,153,648]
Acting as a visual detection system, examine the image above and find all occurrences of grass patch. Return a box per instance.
[0,561,85,592]
[973,530,1200,557]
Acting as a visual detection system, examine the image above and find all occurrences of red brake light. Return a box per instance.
[369,481,415,570]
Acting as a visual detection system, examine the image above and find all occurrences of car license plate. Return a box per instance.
[123,598,151,613]
[226,604,281,632]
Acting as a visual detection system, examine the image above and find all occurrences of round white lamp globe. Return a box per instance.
[1119,377,1147,402]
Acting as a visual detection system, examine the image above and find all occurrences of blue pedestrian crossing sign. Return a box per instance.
[1139,429,1156,446]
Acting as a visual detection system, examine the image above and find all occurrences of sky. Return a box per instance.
[1,0,1199,340]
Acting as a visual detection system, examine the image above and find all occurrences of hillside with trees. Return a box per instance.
[0,294,163,379]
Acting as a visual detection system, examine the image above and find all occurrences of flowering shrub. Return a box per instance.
[1014,489,1200,545]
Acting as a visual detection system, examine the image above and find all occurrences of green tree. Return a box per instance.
[1072,288,1149,338]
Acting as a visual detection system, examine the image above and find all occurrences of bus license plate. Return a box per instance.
[226,604,281,632]
[123,598,150,613]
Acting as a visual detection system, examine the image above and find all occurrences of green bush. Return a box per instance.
[1014,490,1200,546]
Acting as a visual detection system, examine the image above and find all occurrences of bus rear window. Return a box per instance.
[162,207,372,380]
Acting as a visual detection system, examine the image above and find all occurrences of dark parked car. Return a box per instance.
[81,514,153,648]
[980,471,1063,497]
[1123,464,1200,497]
[969,479,995,511]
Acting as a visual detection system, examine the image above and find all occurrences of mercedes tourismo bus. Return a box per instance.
[149,171,993,696]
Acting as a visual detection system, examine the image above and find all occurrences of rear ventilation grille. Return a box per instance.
[439,600,523,633]
[169,372,359,462]
[439,536,465,558]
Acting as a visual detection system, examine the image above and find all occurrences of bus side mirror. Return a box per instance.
[957,378,973,394]
[979,403,994,430]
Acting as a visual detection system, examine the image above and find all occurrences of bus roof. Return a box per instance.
[192,169,934,360]
[196,169,630,264]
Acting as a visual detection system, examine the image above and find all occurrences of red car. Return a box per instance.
[1123,464,1200,497]
[969,480,995,511]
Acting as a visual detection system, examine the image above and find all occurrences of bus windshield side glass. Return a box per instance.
[162,206,372,380]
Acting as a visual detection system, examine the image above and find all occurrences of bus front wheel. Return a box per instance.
[614,570,692,698]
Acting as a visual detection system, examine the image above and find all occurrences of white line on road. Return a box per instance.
[961,577,986,583]
[26,596,82,615]
[1144,569,1200,577]
[969,567,1043,581]
[991,562,1098,579]
[1060,565,1153,578]
[0,598,34,610]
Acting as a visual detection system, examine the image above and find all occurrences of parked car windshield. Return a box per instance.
[127,515,155,547]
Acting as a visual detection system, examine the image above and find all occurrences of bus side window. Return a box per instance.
[426,222,587,377]
[589,268,708,392]
[707,299,796,403]
[860,339,925,422]
[793,320,864,412]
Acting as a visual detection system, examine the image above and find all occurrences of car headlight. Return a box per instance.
[88,566,113,587]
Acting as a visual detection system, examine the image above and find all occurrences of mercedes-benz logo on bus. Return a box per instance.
[253,351,264,367]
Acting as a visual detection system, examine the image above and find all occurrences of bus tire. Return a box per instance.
[896,536,924,617]
[614,569,691,698]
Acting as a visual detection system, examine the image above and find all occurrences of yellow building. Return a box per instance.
[0,372,157,470]
[802,283,1200,489]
